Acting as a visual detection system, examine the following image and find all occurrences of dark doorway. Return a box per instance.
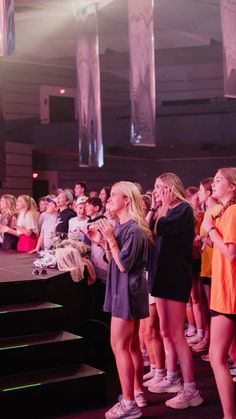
[49,96,75,123]
[33,180,49,203]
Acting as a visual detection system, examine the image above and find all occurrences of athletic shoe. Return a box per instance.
[201,353,210,362]
[143,368,156,382]
[184,326,197,338]
[187,335,203,346]
[191,337,209,353]
[165,389,204,409]
[143,373,165,388]
[134,392,147,408]
[105,400,142,419]
[118,393,147,408]
[148,376,182,394]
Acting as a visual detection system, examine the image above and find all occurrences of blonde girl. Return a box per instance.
[0,194,18,250]
[147,173,203,410]
[98,181,152,419]
[203,167,236,419]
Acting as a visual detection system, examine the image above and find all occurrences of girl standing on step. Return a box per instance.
[203,167,236,419]
[98,181,152,419]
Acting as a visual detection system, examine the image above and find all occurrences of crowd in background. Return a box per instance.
[0,169,235,419]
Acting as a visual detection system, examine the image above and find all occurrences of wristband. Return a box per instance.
[149,207,156,213]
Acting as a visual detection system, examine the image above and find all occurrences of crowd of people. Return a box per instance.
[0,169,235,419]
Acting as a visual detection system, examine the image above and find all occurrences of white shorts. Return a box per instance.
[149,293,156,305]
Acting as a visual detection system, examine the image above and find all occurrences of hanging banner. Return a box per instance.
[0,0,15,57]
[75,3,104,167]
[128,0,156,146]
[220,0,236,98]
[0,67,6,184]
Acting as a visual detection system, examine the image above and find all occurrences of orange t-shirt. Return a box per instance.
[210,204,236,314]
[200,204,222,278]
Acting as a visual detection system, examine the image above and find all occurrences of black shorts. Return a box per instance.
[201,276,211,286]
[192,259,201,275]
[211,309,236,321]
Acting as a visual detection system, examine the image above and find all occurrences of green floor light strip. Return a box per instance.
[0,344,28,351]
[3,383,42,392]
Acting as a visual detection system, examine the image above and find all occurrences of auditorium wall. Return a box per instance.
[0,60,236,195]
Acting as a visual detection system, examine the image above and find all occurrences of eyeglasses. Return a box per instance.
[32,268,48,276]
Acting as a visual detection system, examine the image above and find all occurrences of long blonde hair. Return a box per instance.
[158,172,187,202]
[0,194,17,216]
[112,181,153,244]
[214,168,236,216]
[17,194,39,224]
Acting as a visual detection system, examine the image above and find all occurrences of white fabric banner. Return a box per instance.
[220,0,236,97]
[76,4,104,167]
[128,0,156,146]
[0,0,15,57]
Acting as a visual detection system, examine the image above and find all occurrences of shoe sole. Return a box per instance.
[136,401,147,408]
[165,397,204,409]
[105,411,143,419]
[192,347,209,353]
[148,385,182,394]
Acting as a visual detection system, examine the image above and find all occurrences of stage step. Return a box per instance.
[0,301,64,338]
[0,363,107,418]
[0,279,47,305]
[0,331,85,375]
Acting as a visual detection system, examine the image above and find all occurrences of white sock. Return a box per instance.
[167,371,178,381]
[122,399,135,407]
[134,390,144,397]
[184,382,196,392]
[197,329,204,338]
[155,368,165,377]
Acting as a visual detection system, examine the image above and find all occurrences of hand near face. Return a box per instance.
[160,186,175,207]
[97,219,115,241]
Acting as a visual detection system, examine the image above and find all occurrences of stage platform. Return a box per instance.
[0,250,62,283]
[0,250,109,418]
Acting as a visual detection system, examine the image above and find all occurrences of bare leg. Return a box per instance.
[142,303,165,369]
[209,316,236,419]
[157,298,194,383]
[110,316,135,400]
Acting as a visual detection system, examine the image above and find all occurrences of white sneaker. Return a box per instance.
[187,335,203,346]
[105,400,142,419]
[165,388,204,409]
[134,392,147,408]
[184,326,196,338]
[118,393,147,409]
[148,376,182,394]
[143,373,165,388]
[143,368,155,382]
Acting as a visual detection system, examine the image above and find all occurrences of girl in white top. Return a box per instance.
[3,195,39,252]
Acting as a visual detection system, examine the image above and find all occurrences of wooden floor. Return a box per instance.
[54,351,235,419]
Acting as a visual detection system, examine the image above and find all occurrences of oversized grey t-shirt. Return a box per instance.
[103,219,149,320]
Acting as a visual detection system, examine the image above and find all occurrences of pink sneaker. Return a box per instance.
[105,400,142,419]
[191,337,209,353]
[143,373,165,388]
[165,389,204,409]
[201,353,210,362]
[143,368,155,382]
[187,335,203,346]
[148,376,182,394]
